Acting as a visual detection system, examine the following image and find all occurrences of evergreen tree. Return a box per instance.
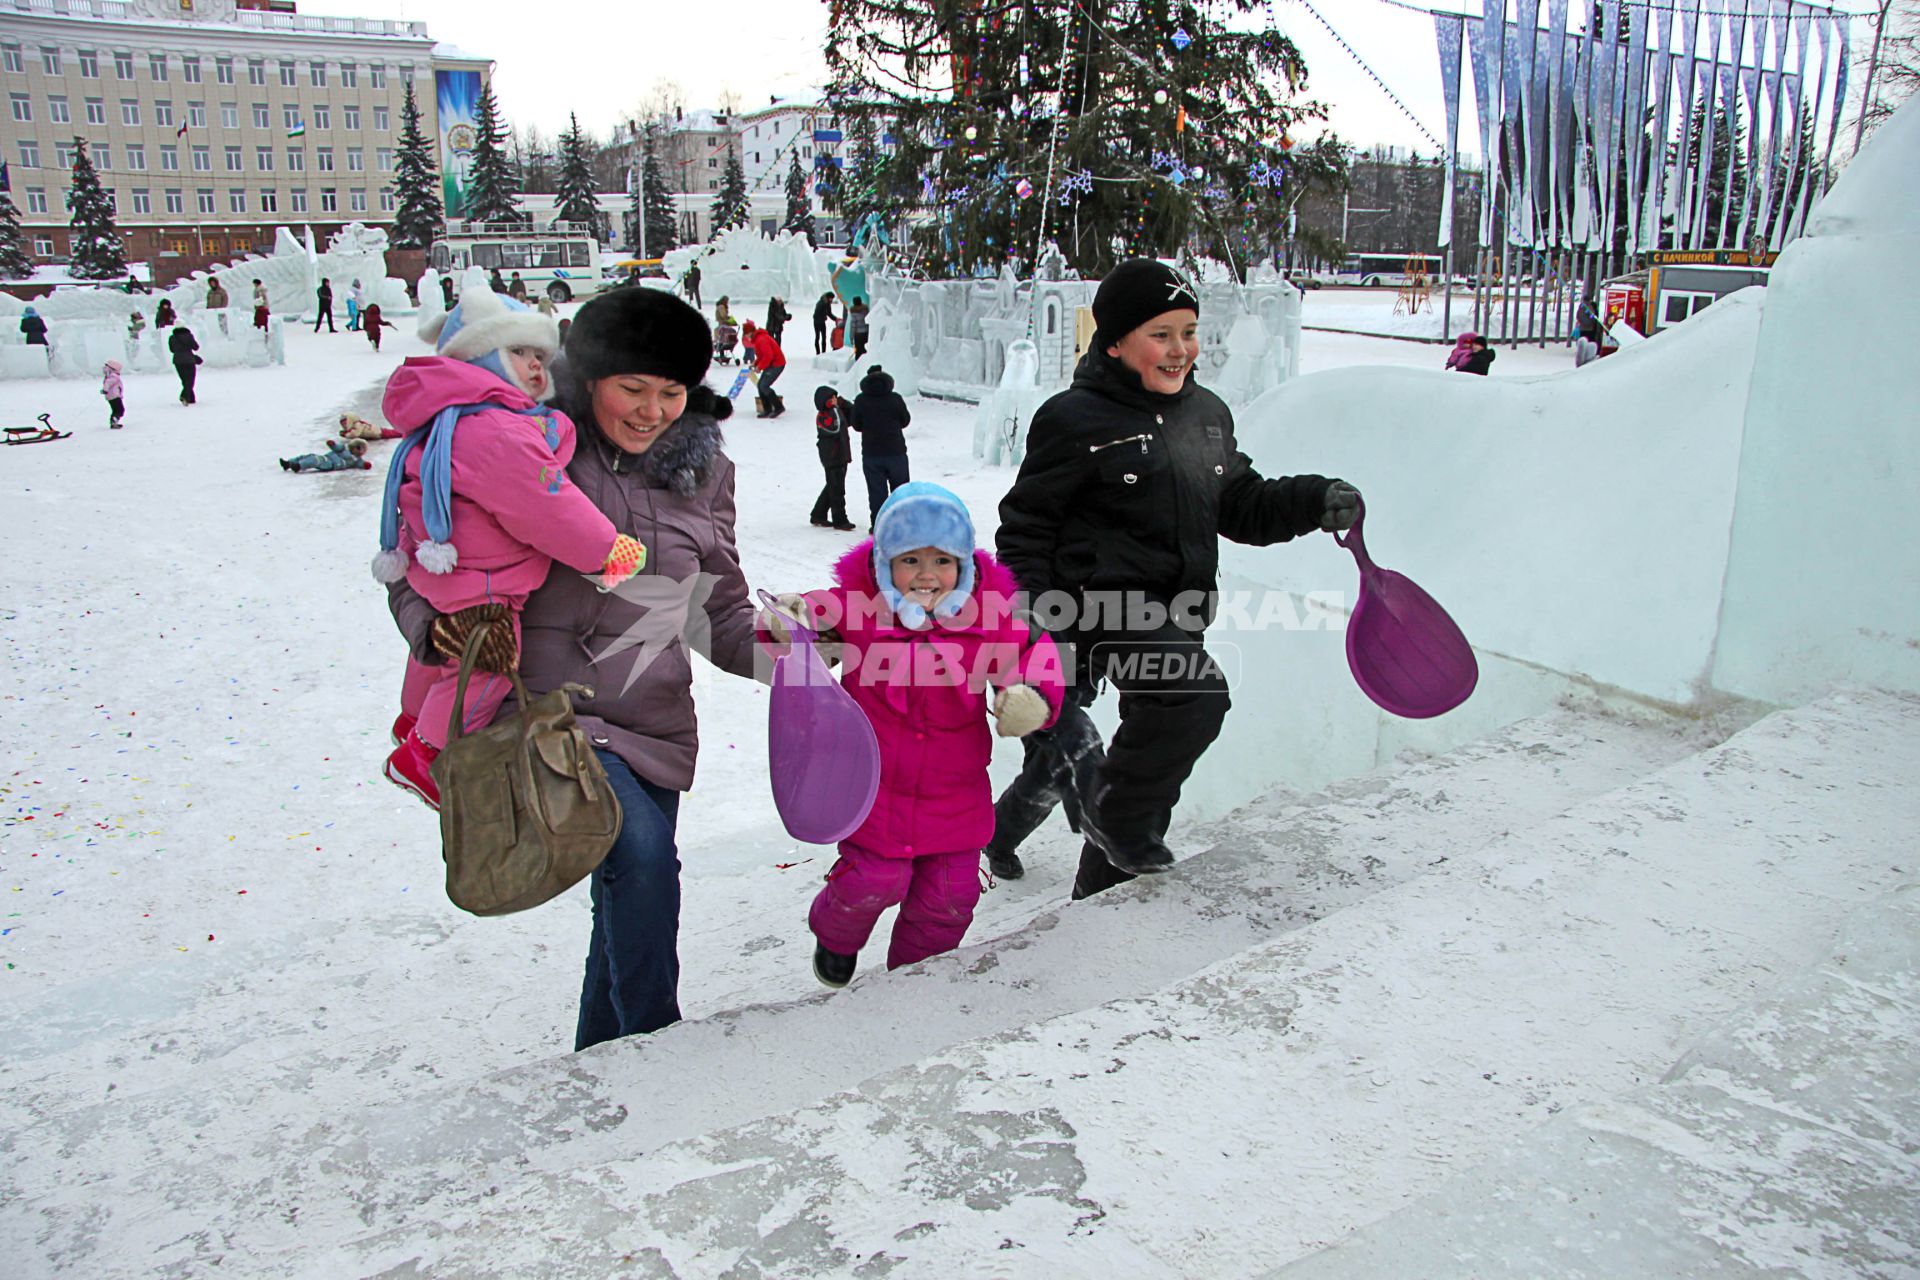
[554,113,604,238]
[64,138,126,279]
[640,126,679,257]
[0,185,34,280]
[709,144,750,237]
[465,80,522,225]
[836,112,883,239]
[782,150,816,243]
[391,82,443,249]
[823,1,1346,276]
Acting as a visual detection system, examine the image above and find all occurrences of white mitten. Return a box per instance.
[992,683,1050,738]
[761,592,845,666]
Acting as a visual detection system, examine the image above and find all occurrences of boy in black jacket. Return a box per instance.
[810,386,856,530]
[993,259,1361,897]
[851,365,911,529]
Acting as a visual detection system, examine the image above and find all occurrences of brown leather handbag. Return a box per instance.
[431,624,622,916]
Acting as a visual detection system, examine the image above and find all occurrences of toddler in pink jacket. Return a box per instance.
[372,280,645,808]
[768,482,1066,986]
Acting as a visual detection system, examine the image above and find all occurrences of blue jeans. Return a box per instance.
[575,750,683,1051]
[862,453,911,527]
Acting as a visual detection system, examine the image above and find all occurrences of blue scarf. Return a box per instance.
[371,401,553,581]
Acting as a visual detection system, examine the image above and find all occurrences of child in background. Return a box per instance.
[762,482,1065,987]
[281,438,370,472]
[101,361,125,429]
[361,302,395,352]
[809,385,855,531]
[372,273,648,808]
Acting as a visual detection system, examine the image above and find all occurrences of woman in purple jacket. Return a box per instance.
[390,288,760,1050]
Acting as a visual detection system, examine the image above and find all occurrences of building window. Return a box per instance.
[78,49,98,78]
[196,189,214,214]
[126,145,145,170]
[803,146,811,159]
[154,100,173,127]
[202,237,221,254]
[290,188,307,213]
[229,189,245,213]
[231,235,250,254]
[342,105,359,130]
[283,104,299,129]
[399,63,414,81]
[191,146,210,171]
[287,147,303,171]
[34,238,55,257]
[260,189,276,212]
[150,54,168,81]
[113,51,135,79]
[349,188,366,213]
[379,186,394,212]
[367,64,386,89]
[166,236,190,254]
[55,142,74,167]
[215,57,233,85]
[41,47,61,76]
[316,147,333,172]
[86,97,107,125]
[8,95,28,123]
[188,102,205,128]
[224,146,241,172]
[372,105,389,131]
[313,104,330,129]
[279,60,295,87]
[751,152,759,165]
[247,59,266,86]
[320,187,337,213]
[160,145,178,171]
[339,63,356,88]
[17,140,38,167]
[182,56,201,84]
[26,188,48,214]
[220,103,237,129]
[49,96,71,125]
[130,188,150,214]
[255,146,272,170]
[253,103,269,128]
[121,100,140,126]
[708,157,718,169]
[1,47,21,75]
[309,61,326,87]
[95,146,112,170]
[165,189,183,213]
[346,147,363,172]
[376,147,393,171]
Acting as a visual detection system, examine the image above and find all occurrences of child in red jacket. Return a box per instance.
[740,318,787,418]
[765,482,1066,986]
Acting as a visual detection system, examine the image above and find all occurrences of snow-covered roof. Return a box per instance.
[430,41,491,64]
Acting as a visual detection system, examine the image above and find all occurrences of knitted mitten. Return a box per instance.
[596,535,647,593]
[430,603,519,673]
[992,684,1051,738]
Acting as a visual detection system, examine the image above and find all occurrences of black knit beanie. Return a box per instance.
[1092,258,1201,348]
[564,288,713,389]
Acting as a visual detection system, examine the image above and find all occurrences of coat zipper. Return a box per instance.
[1088,432,1154,455]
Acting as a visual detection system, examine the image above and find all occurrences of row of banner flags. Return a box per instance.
[1432,0,1851,257]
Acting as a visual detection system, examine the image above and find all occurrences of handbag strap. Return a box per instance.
[447,621,533,744]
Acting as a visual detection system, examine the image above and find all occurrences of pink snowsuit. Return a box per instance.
[383,357,621,748]
[790,542,1066,969]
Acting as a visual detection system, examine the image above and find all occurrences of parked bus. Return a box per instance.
[1333,252,1445,287]
[429,220,605,302]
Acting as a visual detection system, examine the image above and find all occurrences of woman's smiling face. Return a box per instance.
[590,374,688,454]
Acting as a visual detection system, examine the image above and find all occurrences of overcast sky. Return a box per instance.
[321,0,1458,155]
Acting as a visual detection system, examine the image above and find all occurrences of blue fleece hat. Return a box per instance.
[872,481,977,628]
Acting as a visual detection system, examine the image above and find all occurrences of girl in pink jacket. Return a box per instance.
[101,361,125,429]
[372,281,645,808]
[769,482,1066,986]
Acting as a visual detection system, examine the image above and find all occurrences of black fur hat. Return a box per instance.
[564,287,713,390]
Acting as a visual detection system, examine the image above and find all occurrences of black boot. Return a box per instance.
[1080,784,1176,877]
[813,943,857,989]
[985,846,1026,880]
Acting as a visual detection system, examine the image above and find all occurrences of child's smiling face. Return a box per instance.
[890,546,961,611]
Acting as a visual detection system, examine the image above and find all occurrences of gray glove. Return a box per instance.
[1321,480,1361,532]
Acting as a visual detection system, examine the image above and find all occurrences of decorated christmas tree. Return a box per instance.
[823,0,1348,276]
[391,83,443,249]
[65,138,128,280]
[464,81,522,226]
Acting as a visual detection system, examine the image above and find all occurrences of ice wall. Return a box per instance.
[1711,97,1920,704]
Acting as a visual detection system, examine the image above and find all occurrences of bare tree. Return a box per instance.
[1856,0,1920,144]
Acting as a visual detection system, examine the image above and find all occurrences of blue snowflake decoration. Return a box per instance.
[1203,185,1229,201]
[1151,150,1180,172]
[1171,26,1192,51]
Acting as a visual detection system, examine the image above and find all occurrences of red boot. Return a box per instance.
[390,711,417,746]
[384,731,441,809]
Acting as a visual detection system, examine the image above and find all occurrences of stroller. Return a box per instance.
[713,322,739,365]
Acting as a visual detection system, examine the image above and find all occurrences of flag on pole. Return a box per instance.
[175,121,188,139]
[287,121,305,138]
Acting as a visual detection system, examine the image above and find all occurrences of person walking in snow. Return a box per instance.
[101,360,125,429]
[205,279,229,311]
[371,278,648,810]
[683,260,702,308]
[252,279,271,332]
[992,258,1361,896]
[281,438,372,472]
[847,297,871,359]
[765,295,790,347]
[809,385,855,530]
[741,319,787,418]
[851,364,910,527]
[360,302,395,352]
[347,278,366,331]
[19,307,48,346]
[314,278,337,333]
[761,482,1065,988]
[168,324,201,405]
[384,287,759,1049]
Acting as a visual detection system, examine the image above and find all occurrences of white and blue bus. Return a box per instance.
[1333,252,1445,287]
[429,220,605,302]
